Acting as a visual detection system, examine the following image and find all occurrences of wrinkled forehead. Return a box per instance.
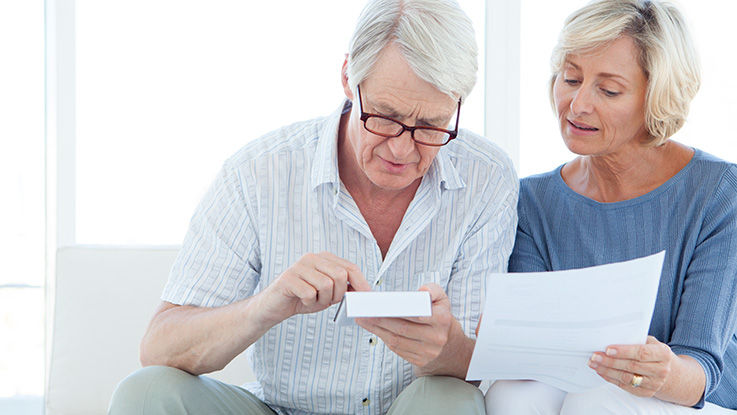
[360,83,458,126]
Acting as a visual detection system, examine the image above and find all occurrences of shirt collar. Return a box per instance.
[433,145,465,190]
[311,100,348,191]
[310,99,466,192]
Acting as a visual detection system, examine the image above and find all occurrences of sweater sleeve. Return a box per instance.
[508,181,550,273]
[668,165,737,408]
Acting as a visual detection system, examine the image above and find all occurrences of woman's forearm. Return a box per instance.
[655,354,706,407]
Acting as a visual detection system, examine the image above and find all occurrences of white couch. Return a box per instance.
[46,246,255,415]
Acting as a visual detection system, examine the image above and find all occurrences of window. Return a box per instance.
[0,0,45,405]
[676,1,737,163]
[74,0,485,245]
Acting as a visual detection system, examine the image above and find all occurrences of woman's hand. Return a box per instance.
[588,336,675,397]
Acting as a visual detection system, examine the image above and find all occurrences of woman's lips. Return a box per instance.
[568,119,599,131]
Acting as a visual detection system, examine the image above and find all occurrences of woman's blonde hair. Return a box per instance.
[550,0,700,145]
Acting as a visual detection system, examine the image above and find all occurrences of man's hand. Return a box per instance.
[257,252,371,325]
[355,283,474,378]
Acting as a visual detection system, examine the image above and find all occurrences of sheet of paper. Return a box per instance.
[333,291,431,326]
[466,251,665,392]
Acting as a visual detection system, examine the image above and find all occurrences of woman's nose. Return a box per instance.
[570,86,594,116]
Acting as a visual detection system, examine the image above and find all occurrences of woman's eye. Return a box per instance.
[601,88,620,97]
[564,79,580,86]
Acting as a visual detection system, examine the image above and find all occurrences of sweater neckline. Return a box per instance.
[553,148,701,209]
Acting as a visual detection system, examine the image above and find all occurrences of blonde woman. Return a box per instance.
[486,1,737,413]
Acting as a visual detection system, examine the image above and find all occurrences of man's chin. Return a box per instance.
[367,173,420,192]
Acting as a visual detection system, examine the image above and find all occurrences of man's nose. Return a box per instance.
[385,129,416,161]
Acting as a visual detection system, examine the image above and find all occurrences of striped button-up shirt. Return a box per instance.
[162,101,519,415]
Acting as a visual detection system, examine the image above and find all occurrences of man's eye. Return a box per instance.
[375,117,396,126]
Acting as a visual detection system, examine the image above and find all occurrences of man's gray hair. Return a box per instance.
[346,0,478,102]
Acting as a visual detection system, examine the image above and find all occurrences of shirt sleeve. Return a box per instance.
[161,159,262,308]
[669,165,737,408]
[508,184,549,273]
[447,161,519,339]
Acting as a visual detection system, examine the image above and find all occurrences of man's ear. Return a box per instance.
[341,54,354,102]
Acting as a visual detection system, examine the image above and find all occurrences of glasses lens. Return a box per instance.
[365,116,403,137]
[414,128,451,145]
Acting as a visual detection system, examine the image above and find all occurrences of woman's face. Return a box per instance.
[553,36,650,158]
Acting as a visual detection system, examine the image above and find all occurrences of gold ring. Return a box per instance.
[631,374,643,388]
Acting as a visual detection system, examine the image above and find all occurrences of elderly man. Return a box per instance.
[109,0,517,414]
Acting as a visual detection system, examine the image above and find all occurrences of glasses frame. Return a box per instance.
[356,84,461,147]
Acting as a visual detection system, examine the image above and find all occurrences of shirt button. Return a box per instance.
[333,187,338,195]
[368,336,377,346]
[375,279,382,286]
[362,398,370,406]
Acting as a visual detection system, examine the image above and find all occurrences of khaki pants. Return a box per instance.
[108,366,485,415]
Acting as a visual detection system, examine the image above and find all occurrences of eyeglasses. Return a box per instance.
[357,84,461,146]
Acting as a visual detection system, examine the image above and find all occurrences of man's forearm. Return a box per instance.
[139,294,275,375]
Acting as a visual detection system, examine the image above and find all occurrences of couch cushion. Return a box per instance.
[47,246,254,415]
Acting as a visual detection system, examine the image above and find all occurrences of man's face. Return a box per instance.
[341,43,458,193]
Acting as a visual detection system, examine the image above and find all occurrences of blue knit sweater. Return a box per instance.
[509,148,737,409]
